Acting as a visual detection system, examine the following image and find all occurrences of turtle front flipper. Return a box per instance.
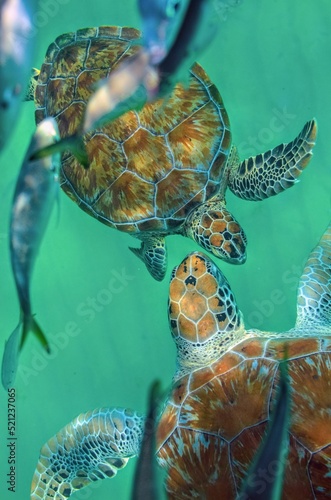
[24,68,40,101]
[228,118,317,200]
[130,235,167,281]
[183,199,247,264]
[169,252,246,378]
[31,407,144,500]
[293,221,331,333]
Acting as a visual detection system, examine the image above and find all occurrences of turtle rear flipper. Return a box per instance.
[228,118,317,201]
[30,408,144,499]
[130,236,167,281]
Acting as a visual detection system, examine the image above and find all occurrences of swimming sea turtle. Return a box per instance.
[31,221,331,499]
[28,26,317,280]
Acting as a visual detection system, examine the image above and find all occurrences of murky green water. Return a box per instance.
[0,0,331,498]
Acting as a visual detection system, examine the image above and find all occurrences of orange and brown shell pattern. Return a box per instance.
[34,25,231,234]
[31,222,331,499]
[31,26,317,281]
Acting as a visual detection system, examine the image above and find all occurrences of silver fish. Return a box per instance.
[138,0,183,65]
[85,0,219,131]
[157,0,219,94]
[1,117,60,389]
[82,49,158,134]
[0,0,37,150]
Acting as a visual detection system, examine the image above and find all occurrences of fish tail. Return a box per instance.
[1,323,23,390]
[20,315,50,353]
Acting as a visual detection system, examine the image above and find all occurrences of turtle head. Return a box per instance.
[168,252,245,379]
[183,199,247,264]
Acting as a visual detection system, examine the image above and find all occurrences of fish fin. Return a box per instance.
[51,180,61,229]
[132,380,163,500]
[29,138,66,160]
[1,323,23,390]
[149,379,163,406]
[54,184,61,227]
[29,134,90,169]
[71,136,90,169]
[21,315,50,353]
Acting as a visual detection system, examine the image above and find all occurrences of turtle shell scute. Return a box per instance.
[35,26,231,234]
[157,336,331,497]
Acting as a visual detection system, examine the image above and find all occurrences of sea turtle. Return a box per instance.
[28,26,317,280]
[31,221,331,499]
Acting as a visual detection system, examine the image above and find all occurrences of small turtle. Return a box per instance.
[28,26,317,280]
[31,221,331,499]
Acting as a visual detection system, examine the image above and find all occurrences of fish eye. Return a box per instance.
[172,0,180,12]
[166,0,181,17]
[0,99,9,110]
[0,84,23,110]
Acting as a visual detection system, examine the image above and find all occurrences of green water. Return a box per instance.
[0,0,331,498]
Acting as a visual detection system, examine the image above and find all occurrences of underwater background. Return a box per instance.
[1,0,331,498]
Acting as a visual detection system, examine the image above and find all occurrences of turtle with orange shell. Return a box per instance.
[28,25,317,280]
[31,220,331,499]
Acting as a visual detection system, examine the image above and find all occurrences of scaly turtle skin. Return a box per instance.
[30,26,317,280]
[31,222,331,499]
